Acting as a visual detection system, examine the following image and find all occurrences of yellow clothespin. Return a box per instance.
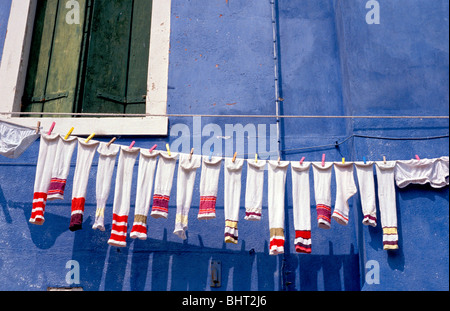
[85,133,95,143]
[166,143,171,156]
[190,148,194,160]
[232,152,237,163]
[255,153,258,163]
[64,127,74,140]
[107,137,116,147]
[342,157,345,164]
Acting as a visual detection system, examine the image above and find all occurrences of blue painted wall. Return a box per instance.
[0,0,448,291]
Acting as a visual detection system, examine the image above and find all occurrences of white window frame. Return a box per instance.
[0,0,170,135]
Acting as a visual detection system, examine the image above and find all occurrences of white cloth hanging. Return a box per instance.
[312,162,333,229]
[395,156,449,188]
[224,158,244,244]
[0,120,39,159]
[332,162,357,226]
[198,156,222,220]
[354,162,377,227]
[244,159,266,221]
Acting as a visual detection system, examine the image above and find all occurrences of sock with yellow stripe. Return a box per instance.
[93,142,120,231]
[375,161,399,250]
[174,154,201,240]
[224,158,244,244]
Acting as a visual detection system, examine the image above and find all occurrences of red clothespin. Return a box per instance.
[300,157,305,165]
[129,141,136,149]
[321,154,326,167]
[47,122,56,135]
[415,155,420,161]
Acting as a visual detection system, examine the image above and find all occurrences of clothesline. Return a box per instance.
[1,112,449,119]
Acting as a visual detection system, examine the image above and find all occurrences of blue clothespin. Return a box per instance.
[209,145,214,161]
[363,156,367,164]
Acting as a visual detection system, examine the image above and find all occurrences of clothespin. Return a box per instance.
[321,154,326,167]
[106,137,116,147]
[64,127,74,140]
[415,155,420,161]
[232,152,237,163]
[85,133,95,143]
[47,122,56,135]
[149,144,157,153]
[300,157,305,165]
[277,156,281,164]
[166,143,171,156]
[383,156,387,164]
[129,141,136,149]
[342,157,345,164]
[189,148,194,161]
[209,145,214,161]
[36,121,41,134]
[255,153,258,163]
[363,156,367,164]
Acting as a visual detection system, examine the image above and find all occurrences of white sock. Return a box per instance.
[150,151,178,219]
[92,142,120,231]
[47,135,77,200]
[268,160,289,255]
[355,162,377,227]
[29,133,60,225]
[244,159,266,221]
[312,162,333,229]
[70,138,99,231]
[375,161,399,250]
[224,158,244,244]
[198,156,222,220]
[130,149,158,239]
[291,161,312,253]
[174,154,201,240]
[107,147,140,247]
[332,162,357,226]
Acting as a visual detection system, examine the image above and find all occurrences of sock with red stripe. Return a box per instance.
[107,146,139,246]
[244,159,266,221]
[130,149,158,240]
[291,161,312,253]
[224,158,244,244]
[150,151,178,219]
[47,135,77,201]
[312,162,333,229]
[30,133,59,225]
[70,138,99,231]
[93,142,120,231]
[174,154,201,240]
[375,161,399,250]
[355,162,377,227]
[268,160,289,255]
[198,156,222,220]
[332,162,357,226]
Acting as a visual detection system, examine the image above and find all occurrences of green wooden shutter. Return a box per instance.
[22,0,86,117]
[81,0,152,115]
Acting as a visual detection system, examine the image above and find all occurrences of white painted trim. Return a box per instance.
[0,0,170,136]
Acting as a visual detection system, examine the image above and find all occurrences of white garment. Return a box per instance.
[395,156,449,188]
[150,151,178,219]
[0,120,39,159]
[130,149,158,240]
[291,161,312,253]
[92,142,120,231]
[224,158,244,244]
[173,154,201,240]
[244,159,266,221]
[198,156,222,220]
[29,133,60,225]
[355,162,377,227]
[70,138,100,231]
[312,162,333,229]
[375,161,399,250]
[47,135,77,200]
[107,147,140,247]
[267,160,289,255]
[332,162,357,226]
